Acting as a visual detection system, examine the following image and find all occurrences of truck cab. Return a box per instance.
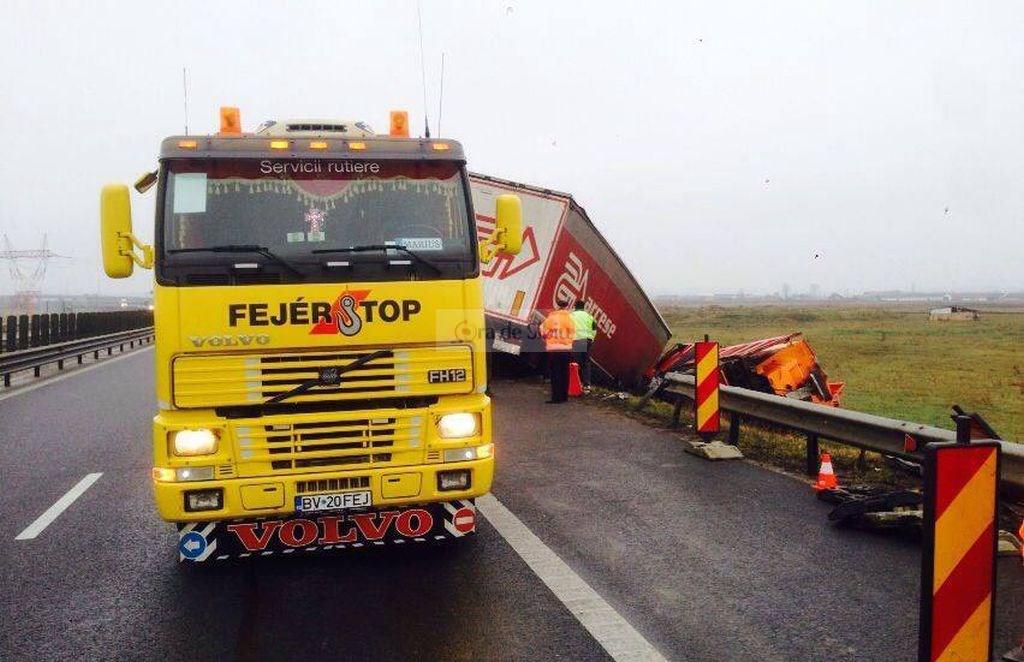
[100,109,521,561]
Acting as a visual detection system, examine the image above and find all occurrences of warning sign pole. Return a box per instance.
[694,336,720,438]
[918,416,1000,662]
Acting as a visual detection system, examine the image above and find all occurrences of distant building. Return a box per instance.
[929,306,980,321]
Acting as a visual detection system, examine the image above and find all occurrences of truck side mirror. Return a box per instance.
[479,194,523,264]
[101,184,153,278]
[494,194,522,255]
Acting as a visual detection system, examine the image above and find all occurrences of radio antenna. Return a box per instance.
[437,52,445,138]
[416,0,431,138]
[182,67,190,136]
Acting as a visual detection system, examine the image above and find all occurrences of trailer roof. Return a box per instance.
[160,135,466,162]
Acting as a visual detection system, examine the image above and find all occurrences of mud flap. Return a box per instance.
[176,499,476,563]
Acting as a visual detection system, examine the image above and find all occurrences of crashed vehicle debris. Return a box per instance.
[645,332,845,406]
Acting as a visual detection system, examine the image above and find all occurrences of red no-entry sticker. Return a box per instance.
[452,507,476,534]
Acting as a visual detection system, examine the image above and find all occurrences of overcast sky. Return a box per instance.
[1,0,1022,297]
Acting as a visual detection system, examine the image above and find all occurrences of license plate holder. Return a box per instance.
[295,490,372,513]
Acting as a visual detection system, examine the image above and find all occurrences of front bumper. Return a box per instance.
[154,456,492,522]
[176,498,478,562]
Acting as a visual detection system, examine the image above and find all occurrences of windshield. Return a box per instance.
[158,158,475,284]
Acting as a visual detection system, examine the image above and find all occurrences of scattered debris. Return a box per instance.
[1005,640,1024,662]
[818,485,923,530]
[683,439,743,461]
[645,333,844,406]
[997,529,1021,557]
[885,454,923,477]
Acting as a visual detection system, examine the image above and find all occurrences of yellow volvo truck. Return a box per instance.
[100,108,521,562]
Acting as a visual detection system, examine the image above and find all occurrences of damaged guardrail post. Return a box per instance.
[727,412,741,446]
[918,415,1000,662]
[806,434,820,477]
[670,395,684,429]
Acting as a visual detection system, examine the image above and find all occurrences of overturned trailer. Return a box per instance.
[469,173,670,388]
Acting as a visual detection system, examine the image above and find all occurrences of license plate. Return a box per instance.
[295,490,372,513]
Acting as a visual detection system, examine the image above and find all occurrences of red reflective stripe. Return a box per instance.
[698,410,720,433]
[930,521,995,660]
[935,446,994,519]
[695,368,719,403]
[694,342,711,363]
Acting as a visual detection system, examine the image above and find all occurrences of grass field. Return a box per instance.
[658,305,1024,442]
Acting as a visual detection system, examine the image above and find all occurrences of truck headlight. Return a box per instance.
[437,413,479,439]
[171,429,219,456]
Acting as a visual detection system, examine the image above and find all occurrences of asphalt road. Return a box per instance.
[0,349,1020,661]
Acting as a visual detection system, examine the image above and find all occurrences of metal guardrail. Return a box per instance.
[655,372,1024,500]
[0,327,154,387]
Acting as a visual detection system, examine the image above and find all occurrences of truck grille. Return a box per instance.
[296,475,370,494]
[232,410,425,477]
[173,345,472,408]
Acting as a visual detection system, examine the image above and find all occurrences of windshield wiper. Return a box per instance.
[266,349,391,404]
[167,244,302,277]
[311,244,442,275]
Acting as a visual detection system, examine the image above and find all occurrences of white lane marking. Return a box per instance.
[477,494,667,662]
[15,473,103,540]
[0,345,153,403]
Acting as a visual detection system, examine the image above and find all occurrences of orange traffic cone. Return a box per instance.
[568,362,583,397]
[813,453,839,491]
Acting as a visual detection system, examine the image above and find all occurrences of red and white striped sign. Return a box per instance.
[694,341,720,436]
[919,442,1000,661]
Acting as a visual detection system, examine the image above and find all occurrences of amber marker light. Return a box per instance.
[270,140,289,150]
[219,106,242,134]
[431,142,450,151]
[177,139,198,149]
[348,141,367,150]
[152,467,176,482]
[390,110,410,137]
[309,140,328,150]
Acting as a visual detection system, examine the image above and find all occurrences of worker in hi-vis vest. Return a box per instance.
[540,304,576,403]
[570,300,597,391]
